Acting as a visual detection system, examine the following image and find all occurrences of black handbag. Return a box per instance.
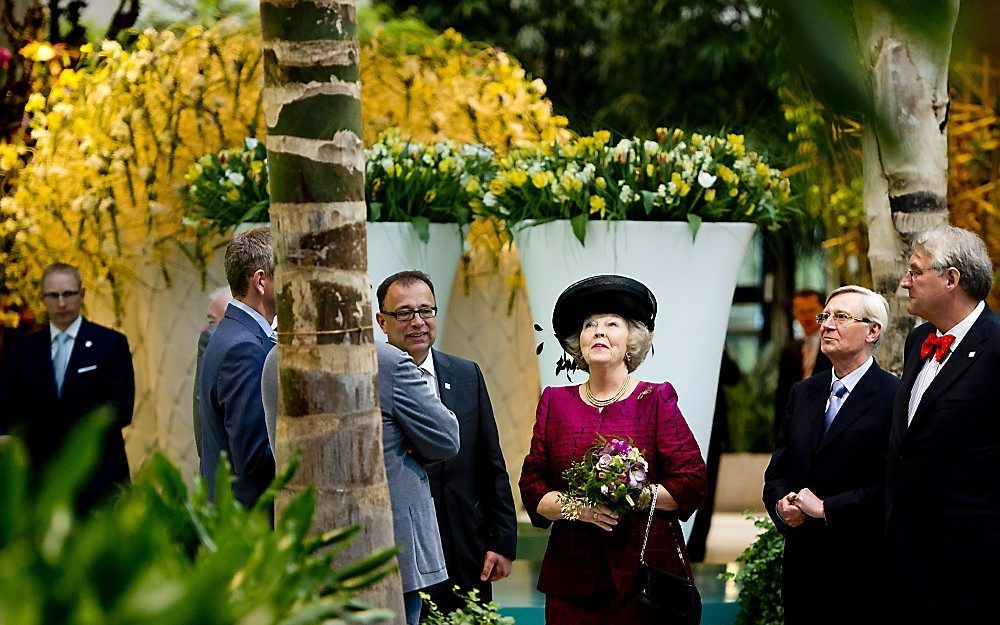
[636,484,702,625]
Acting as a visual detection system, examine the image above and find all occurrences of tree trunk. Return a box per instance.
[259,0,405,621]
[854,0,960,374]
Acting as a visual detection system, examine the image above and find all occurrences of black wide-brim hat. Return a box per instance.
[552,275,657,348]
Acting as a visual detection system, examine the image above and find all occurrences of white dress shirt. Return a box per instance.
[416,349,440,399]
[907,300,985,424]
[50,315,83,361]
[826,355,874,412]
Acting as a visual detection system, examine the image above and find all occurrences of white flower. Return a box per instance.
[244,137,259,150]
[644,140,659,154]
[698,171,718,188]
[380,158,393,171]
[600,485,610,495]
[483,191,497,207]
[227,172,245,186]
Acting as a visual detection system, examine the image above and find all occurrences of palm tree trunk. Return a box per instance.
[259,0,405,620]
[854,0,960,374]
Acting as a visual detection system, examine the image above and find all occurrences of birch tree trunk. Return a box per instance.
[260,1,405,620]
[854,0,960,374]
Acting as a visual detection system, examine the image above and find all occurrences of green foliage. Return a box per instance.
[184,138,271,232]
[0,415,396,625]
[725,514,784,625]
[420,587,514,625]
[373,0,784,139]
[725,344,778,452]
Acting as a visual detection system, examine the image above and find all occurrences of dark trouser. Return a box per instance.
[403,590,422,625]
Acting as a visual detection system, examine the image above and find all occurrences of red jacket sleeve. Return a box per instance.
[519,386,555,528]
[654,382,707,521]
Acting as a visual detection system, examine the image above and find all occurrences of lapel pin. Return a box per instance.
[85,340,92,347]
[968,351,976,358]
[444,382,451,390]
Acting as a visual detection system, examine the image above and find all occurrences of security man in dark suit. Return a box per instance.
[376,270,517,614]
[764,285,899,625]
[0,262,135,511]
[199,228,276,508]
[888,226,1000,622]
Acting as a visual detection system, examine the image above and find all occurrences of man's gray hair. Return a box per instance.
[224,227,274,297]
[912,226,994,301]
[826,285,890,348]
[208,285,231,302]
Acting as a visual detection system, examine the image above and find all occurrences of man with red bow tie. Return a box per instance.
[887,226,998,622]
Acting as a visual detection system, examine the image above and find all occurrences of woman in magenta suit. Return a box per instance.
[520,275,707,624]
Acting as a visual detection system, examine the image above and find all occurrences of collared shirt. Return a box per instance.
[415,348,440,399]
[825,355,874,412]
[229,300,276,342]
[50,315,83,361]
[907,300,985,424]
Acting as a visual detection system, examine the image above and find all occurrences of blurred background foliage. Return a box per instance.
[0,414,395,625]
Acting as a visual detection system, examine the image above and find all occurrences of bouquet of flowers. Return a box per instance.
[559,436,652,520]
[184,137,270,231]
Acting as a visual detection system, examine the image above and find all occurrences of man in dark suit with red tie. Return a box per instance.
[888,226,1000,622]
[764,285,898,625]
[0,262,135,511]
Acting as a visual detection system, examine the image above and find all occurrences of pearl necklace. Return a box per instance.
[585,376,631,407]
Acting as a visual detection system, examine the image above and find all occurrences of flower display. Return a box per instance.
[184,138,269,231]
[559,436,651,520]
[481,129,795,244]
[365,130,494,240]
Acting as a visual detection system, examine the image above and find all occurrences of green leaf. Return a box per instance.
[369,201,382,222]
[0,437,29,548]
[686,213,702,242]
[570,212,589,245]
[640,190,655,215]
[410,216,430,243]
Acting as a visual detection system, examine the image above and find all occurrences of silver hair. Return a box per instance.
[912,226,994,301]
[208,285,231,302]
[562,314,653,373]
[826,285,889,349]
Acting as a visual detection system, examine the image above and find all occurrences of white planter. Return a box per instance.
[365,222,465,343]
[514,220,755,460]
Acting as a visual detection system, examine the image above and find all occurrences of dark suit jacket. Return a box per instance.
[764,361,898,623]
[193,325,217,460]
[0,317,134,509]
[199,304,275,508]
[424,349,517,596]
[886,308,1000,614]
[775,338,832,440]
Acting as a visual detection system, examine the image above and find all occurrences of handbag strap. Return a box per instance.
[639,484,691,576]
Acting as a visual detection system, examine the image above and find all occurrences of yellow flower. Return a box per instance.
[437,157,454,173]
[595,177,607,189]
[531,171,548,189]
[371,178,382,194]
[24,93,46,114]
[57,69,82,90]
[729,188,739,197]
[755,163,771,181]
[505,170,528,186]
[226,188,240,202]
[0,144,20,171]
[594,130,611,146]
[704,189,716,202]
[464,176,481,193]
[424,189,437,203]
[79,43,94,56]
[589,195,606,218]
[488,178,506,195]
[645,164,654,178]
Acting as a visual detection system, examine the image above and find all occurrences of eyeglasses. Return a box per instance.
[816,312,873,325]
[904,265,944,279]
[42,290,81,302]
[382,307,437,322]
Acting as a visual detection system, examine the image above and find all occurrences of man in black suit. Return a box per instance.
[888,226,999,622]
[764,285,899,625]
[199,228,276,508]
[0,262,135,510]
[376,270,517,613]
[775,289,833,439]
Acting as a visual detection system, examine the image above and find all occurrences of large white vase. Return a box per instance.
[514,220,756,460]
[365,222,465,343]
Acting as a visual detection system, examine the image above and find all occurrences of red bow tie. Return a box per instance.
[920,333,956,362]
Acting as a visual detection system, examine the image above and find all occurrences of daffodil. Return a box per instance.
[531,171,548,189]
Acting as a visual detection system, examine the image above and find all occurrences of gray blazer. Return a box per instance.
[261,342,459,593]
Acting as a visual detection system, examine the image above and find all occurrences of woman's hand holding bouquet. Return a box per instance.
[558,437,653,530]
